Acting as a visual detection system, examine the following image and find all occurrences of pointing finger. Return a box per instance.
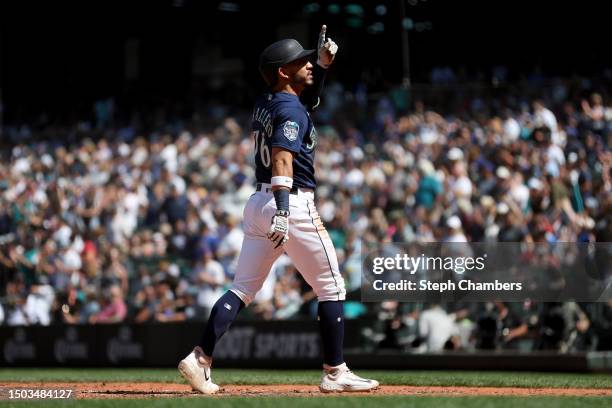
[318,25,327,49]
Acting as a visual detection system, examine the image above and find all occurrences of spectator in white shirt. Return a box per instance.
[419,304,460,351]
[23,280,55,326]
[533,100,564,146]
[194,251,226,317]
[217,215,244,277]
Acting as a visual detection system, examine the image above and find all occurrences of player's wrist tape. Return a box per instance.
[273,189,290,212]
[271,176,293,189]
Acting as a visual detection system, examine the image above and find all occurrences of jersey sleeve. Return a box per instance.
[271,107,308,154]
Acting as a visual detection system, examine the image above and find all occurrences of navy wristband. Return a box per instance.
[273,188,290,212]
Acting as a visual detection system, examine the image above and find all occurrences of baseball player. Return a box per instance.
[179,26,379,394]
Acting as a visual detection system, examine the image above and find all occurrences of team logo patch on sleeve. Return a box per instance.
[282,121,299,142]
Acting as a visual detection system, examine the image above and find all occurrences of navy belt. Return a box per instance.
[256,183,300,195]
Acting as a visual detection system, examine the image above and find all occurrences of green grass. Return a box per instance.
[2,370,610,407]
[3,396,612,408]
[1,368,611,389]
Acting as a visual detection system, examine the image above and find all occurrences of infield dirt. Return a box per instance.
[4,382,612,399]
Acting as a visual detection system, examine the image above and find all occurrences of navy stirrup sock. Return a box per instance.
[318,301,345,367]
[199,291,245,357]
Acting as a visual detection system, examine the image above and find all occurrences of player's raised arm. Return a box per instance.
[301,25,339,112]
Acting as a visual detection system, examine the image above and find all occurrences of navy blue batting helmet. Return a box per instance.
[259,39,315,86]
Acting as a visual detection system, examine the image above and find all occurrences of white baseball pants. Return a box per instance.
[230,184,346,305]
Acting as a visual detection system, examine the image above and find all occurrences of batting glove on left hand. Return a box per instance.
[268,210,289,249]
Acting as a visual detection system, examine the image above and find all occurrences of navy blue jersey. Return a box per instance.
[251,92,318,189]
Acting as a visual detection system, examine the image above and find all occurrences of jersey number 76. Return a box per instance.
[252,130,271,168]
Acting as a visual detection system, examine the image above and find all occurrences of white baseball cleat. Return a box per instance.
[178,346,220,394]
[319,363,379,392]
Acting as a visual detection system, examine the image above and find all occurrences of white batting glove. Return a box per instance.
[268,210,289,249]
[317,25,338,69]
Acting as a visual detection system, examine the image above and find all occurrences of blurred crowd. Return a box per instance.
[0,71,611,352]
